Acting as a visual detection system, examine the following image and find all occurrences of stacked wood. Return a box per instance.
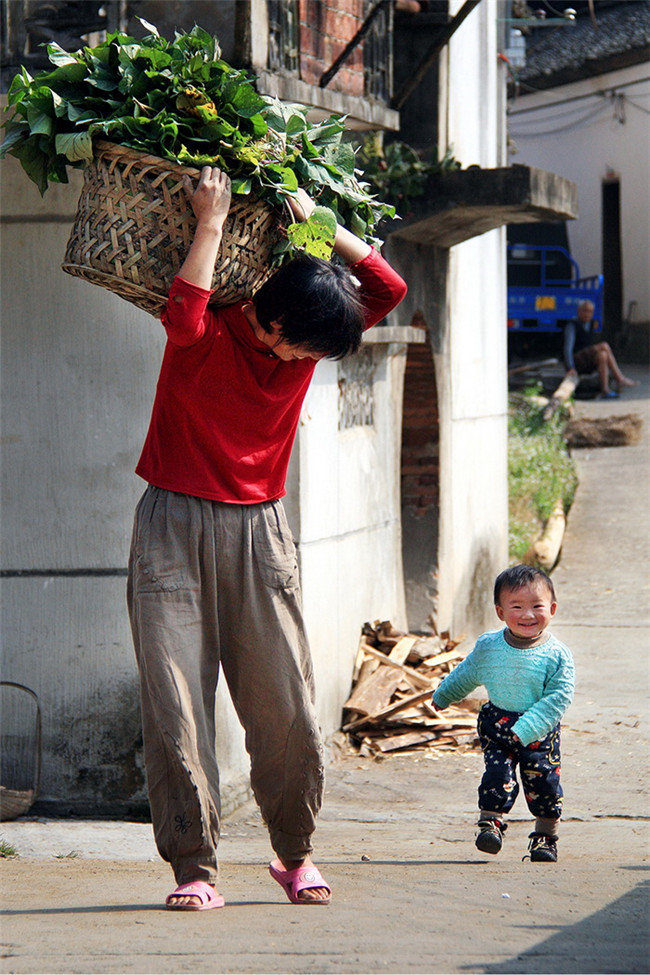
[342,621,480,757]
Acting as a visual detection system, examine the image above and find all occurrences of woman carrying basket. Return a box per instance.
[127,166,407,909]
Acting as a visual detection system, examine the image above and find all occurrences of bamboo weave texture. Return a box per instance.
[62,141,282,316]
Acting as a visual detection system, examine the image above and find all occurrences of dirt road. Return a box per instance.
[1,367,648,974]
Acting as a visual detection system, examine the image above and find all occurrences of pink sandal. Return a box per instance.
[269,859,331,905]
[165,880,225,911]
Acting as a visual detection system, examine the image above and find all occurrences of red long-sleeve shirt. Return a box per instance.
[136,247,407,503]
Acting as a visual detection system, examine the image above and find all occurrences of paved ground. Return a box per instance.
[1,365,649,975]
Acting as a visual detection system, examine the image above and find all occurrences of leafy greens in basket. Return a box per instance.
[0,19,395,259]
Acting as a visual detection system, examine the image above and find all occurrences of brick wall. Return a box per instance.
[401,330,440,518]
[298,0,365,96]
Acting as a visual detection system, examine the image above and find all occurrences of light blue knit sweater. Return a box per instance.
[432,627,575,746]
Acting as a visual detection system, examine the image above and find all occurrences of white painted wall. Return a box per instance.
[291,334,416,731]
[434,0,510,636]
[507,63,650,324]
[1,159,159,810]
[0,155,255,812]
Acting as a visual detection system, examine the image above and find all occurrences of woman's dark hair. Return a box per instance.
[253,254,365,359]
[493,564,556,604]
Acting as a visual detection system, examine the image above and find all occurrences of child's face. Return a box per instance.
[495,580,557,641]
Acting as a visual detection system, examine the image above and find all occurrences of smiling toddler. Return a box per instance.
[432,565,575,862]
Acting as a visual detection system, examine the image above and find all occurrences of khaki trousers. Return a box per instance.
[127,486,324,886]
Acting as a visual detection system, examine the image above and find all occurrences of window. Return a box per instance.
[1,0,126,91]
[267,0,299,74]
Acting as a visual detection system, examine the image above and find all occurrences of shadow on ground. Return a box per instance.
[476,874,650,974]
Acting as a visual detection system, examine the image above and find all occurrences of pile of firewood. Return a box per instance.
[342,621,481,757]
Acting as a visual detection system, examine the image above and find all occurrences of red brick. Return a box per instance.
[337,68,363,95]
[401,336,439,513]
[300,26,321,58]
[300,55,320,86]
[322,9,356,40]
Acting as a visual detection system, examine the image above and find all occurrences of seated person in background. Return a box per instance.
[563,300,637,399]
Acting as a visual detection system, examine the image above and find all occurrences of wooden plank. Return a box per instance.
[350,640,371,685]
[359,645,438,689]
[342,687,435,732]
[373,730,439,753]
[382,713,477,729]
[343,667,403,715]
[387,635,418,664]
[419,649,465,668]
[543,372,578,421]
[508,357,558,377]
[343,636,419,714]
[524,498,565,570]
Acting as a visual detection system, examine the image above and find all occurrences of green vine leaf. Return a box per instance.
[55,130,94,161]
[286,206,337,259]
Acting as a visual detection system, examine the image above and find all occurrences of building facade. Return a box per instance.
[1,0,517,814]
[507,0,650,353]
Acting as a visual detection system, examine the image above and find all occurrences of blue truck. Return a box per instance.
[507,242,604,358]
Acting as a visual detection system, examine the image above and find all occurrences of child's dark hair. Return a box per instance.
[494,564,556,604]
[253,254,365,359]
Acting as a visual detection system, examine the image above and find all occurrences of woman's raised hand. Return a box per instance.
[184,167,232,227]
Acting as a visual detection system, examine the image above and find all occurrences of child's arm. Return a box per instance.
[511,650,575,746]
[431,651,480,710]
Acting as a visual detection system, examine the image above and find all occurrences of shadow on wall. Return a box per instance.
[458,545,498,638]
[480,874,650,975]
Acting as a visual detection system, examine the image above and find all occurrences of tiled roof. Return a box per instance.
[517,1,650,87]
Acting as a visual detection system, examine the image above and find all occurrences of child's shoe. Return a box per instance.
[526,831,558,862]
[475,818,507,854]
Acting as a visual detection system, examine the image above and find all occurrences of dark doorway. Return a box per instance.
[602,178,622,339]
[400,330,439,632]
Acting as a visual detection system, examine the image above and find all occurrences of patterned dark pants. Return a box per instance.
[477,702,563,819]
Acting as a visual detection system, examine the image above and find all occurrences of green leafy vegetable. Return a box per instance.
[286,206,338,260]
[356,131,461,214]
[0,20,396,258]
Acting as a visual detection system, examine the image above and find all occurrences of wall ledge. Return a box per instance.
[255,70,400,131]
[362,326,427,344]
[389,165,578,248]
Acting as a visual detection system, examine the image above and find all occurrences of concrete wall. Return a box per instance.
[508,63,650,331]
[438,0,509,638]
[1,160,158,812]
[290,331,421,732]
[389,0,510,639]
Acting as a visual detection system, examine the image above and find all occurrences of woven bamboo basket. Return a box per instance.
[62,141,284,316]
